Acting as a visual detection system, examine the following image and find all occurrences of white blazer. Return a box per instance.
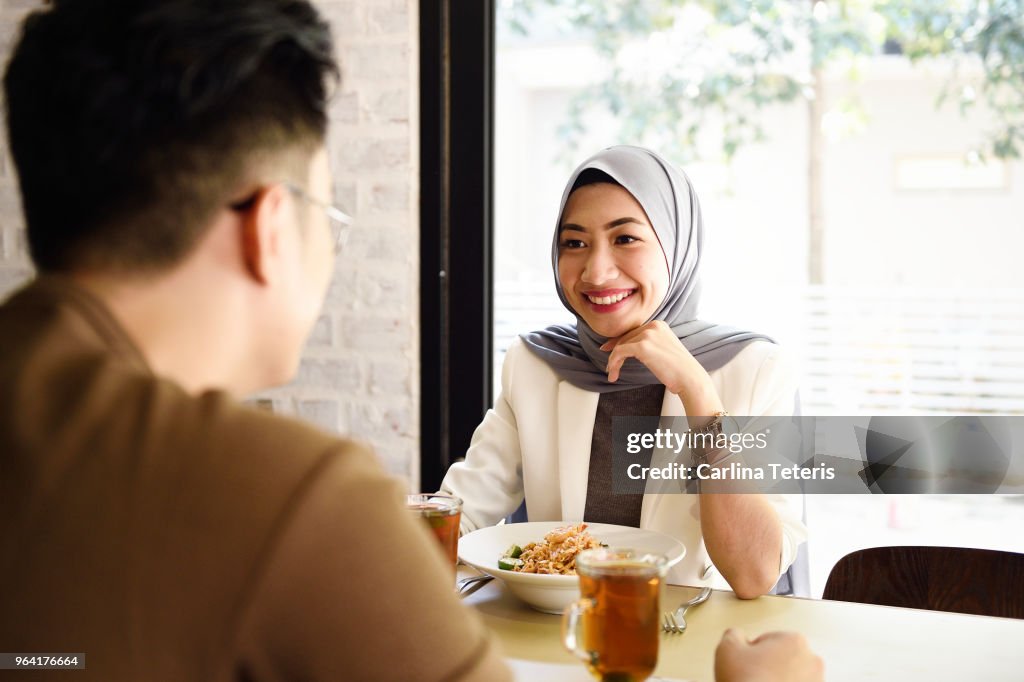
[441,337,808,589]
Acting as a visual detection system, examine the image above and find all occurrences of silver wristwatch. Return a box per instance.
[692,411,729,466]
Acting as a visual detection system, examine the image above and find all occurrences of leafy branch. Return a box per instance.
[502,0,1024,161]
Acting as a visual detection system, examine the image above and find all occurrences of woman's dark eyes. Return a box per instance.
[560,235,638,249]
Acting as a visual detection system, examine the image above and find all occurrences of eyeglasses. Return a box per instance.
[283,182,354,255]
[230,182,354,255]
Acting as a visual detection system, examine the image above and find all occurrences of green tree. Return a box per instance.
[502,0,1024,283]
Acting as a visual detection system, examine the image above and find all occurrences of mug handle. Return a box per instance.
[561,597,598,667]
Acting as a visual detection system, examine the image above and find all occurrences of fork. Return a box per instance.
[662,565,715,635]
[456,573,494,598]
[661,585,712,634]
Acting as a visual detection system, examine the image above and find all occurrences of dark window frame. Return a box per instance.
[419,1,495,491]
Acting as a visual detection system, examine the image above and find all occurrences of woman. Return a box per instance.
[442,146,806,598]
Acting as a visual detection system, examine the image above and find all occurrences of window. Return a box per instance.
[490,1,1024,596]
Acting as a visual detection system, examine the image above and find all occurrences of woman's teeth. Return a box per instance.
[587,290,634,305]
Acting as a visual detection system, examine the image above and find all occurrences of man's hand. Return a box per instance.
[714,629,824,682]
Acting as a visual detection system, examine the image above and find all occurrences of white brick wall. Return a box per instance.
[0,1,422,489]
[0,1,33,298]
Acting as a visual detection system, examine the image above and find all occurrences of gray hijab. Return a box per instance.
[521,145,772,393]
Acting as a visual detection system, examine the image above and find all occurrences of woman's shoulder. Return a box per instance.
[712,340,801,415]
[717,340,797,378]
[504,335,536,367]
[500,335,563,387]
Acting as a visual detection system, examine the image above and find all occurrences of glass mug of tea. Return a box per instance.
[562,548,668,682]
[406,493,462,569]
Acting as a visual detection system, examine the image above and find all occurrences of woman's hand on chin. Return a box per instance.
[600,321,711,395]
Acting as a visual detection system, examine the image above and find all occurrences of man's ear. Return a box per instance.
[239,184,290,285]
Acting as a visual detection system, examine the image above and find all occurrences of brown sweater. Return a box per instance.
[0,277,511,682]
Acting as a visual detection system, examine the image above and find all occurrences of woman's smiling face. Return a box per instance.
[557,182,669,339]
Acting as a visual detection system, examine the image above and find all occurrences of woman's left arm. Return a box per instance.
[677,380,784,600]
[603,322,790,599]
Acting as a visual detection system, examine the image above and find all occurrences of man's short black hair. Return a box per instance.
[4,0,339,272]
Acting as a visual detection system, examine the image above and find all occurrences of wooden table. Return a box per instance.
[459,569,1024,681]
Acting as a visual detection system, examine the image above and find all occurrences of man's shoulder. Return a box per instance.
[156,383,377,494]
[0,279,376,498]
[189,390,351,460]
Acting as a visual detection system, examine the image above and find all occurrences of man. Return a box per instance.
[0,1,510,680]
[0,1,821,681]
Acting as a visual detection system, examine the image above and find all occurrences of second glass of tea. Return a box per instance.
[406,493,462,569]
[562,547,668,682]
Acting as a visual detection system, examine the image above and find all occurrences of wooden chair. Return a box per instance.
[823,546,1024,619]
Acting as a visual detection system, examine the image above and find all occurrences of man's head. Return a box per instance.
[4,0,342,391]
[5,0,338,272]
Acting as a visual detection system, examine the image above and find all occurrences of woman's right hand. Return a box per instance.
[714,629,824,682]
[601,320,713,397]
[601,320,726,424]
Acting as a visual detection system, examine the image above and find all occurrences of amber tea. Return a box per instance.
[563,549,667,682]
[406,494,462,569]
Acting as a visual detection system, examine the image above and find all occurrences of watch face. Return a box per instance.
[722,414,739,437]
[704,413,729,437]
[697,414,731,465]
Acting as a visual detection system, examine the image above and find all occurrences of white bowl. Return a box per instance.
[458,521,686,614]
